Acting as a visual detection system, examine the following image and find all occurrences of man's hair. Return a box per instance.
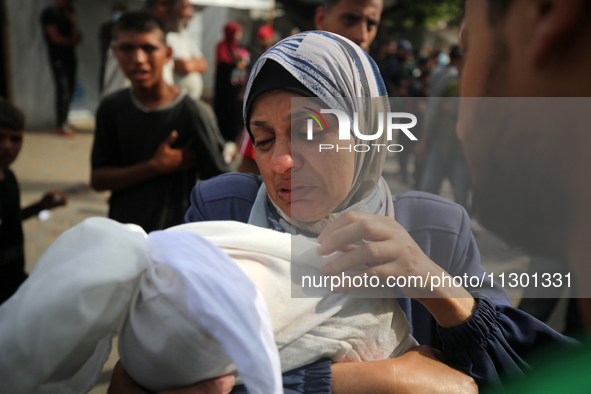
[112,11,166,43]
[144,0,181,11]
[486,0,514,24]
[323,0,340,11]
[0,98,25,131]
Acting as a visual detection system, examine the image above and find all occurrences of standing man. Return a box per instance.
[40,0,82,137]
[167,15,209,101]
[314,0,383,53]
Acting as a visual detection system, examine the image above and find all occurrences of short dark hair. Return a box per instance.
[112,11,166,43]
[144,0,181,11]
[0,98,25,131]
[323,0,340,11]
[486,0,514,24]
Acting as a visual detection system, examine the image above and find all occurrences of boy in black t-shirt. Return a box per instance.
[0,99,67,304]
[90,12,227,232]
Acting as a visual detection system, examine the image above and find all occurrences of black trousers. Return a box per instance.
[48,53,77,128]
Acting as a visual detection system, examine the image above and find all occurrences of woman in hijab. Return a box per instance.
[110,31,569,393]
[214,22,248,142]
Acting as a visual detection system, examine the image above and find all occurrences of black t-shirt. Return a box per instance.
[0,168,27,304]
[40,6,75,59]
[91,89,228,233]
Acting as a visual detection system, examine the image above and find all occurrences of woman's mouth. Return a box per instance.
[277,186,313,202]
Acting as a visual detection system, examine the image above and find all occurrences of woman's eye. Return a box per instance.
[254,138,274,149]
[293,119,326,140]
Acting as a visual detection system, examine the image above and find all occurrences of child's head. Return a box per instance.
[112,12,172,90]
[0,98,24,168]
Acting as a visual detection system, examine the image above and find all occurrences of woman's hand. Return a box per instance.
[317,211,476,327]
[331,346,478,394]
[107,361,235,394]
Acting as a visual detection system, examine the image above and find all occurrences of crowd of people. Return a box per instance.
[1,0,590,393]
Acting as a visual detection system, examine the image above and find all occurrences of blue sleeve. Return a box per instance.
[440,201,574,387]
[230,358,332,394]
[394,192,574,387]
[185,173,260,223]
[437,297,576,387]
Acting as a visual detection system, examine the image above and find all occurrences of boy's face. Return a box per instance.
[0,127,23,168]
[113,30,172,90]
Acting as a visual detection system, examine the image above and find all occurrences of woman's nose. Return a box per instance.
[271,140,292,174]
[271,135,305,174]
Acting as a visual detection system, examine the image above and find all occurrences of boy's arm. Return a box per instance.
[44,9,82,47]
[174,56,208,75]
[21,190,68,220]
[91,131,196,191]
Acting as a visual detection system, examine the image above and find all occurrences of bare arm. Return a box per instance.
[91,131,196,192]
[174,57,208,75]
[45,10,81,46]
[45,25,79,46]
[91,160,161,192]
[331,346,478,394]
[21,190,68,220]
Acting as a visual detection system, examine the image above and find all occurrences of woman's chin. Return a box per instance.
[289,204,329,224]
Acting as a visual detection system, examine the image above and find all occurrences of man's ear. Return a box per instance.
[166,45,173,61]
[529,0,586,65]
[314,6,326,30]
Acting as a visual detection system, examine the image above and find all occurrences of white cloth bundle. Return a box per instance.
[0,218,415,393]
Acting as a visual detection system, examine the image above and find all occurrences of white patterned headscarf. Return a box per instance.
[244,31,394,234]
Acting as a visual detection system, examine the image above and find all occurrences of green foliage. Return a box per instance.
[382,0,465,29]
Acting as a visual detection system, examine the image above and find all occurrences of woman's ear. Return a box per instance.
[529,0,586,65]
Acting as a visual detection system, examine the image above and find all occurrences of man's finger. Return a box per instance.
[164,131,179,146]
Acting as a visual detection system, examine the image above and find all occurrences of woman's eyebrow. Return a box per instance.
[286,111,308,121]
[250,120,267,127]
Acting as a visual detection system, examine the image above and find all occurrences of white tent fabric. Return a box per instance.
[0,218,415,393]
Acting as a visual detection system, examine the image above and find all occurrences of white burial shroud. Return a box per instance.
[0,218,416,394]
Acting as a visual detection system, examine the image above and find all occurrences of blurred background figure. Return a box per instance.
[167,6,209,101]
[250,24,275,66]
[214,22,248,144]
[98,3,127,95]
[40,0,82,137]
[417,45,470,211]
[378,38,414,96]
[430,44,462,98]
[397,55,431,186]
[0,98,67,305]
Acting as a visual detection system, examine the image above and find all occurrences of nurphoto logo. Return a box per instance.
[304,107,418,153]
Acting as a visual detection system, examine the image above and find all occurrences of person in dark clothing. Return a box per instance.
[214,22,248,143]
[0,98,67,305]
[90,12,228,233]
[40,0,82,137]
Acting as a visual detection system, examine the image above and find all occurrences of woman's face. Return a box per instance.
[234,29,243,43]
[249,90,355,222]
